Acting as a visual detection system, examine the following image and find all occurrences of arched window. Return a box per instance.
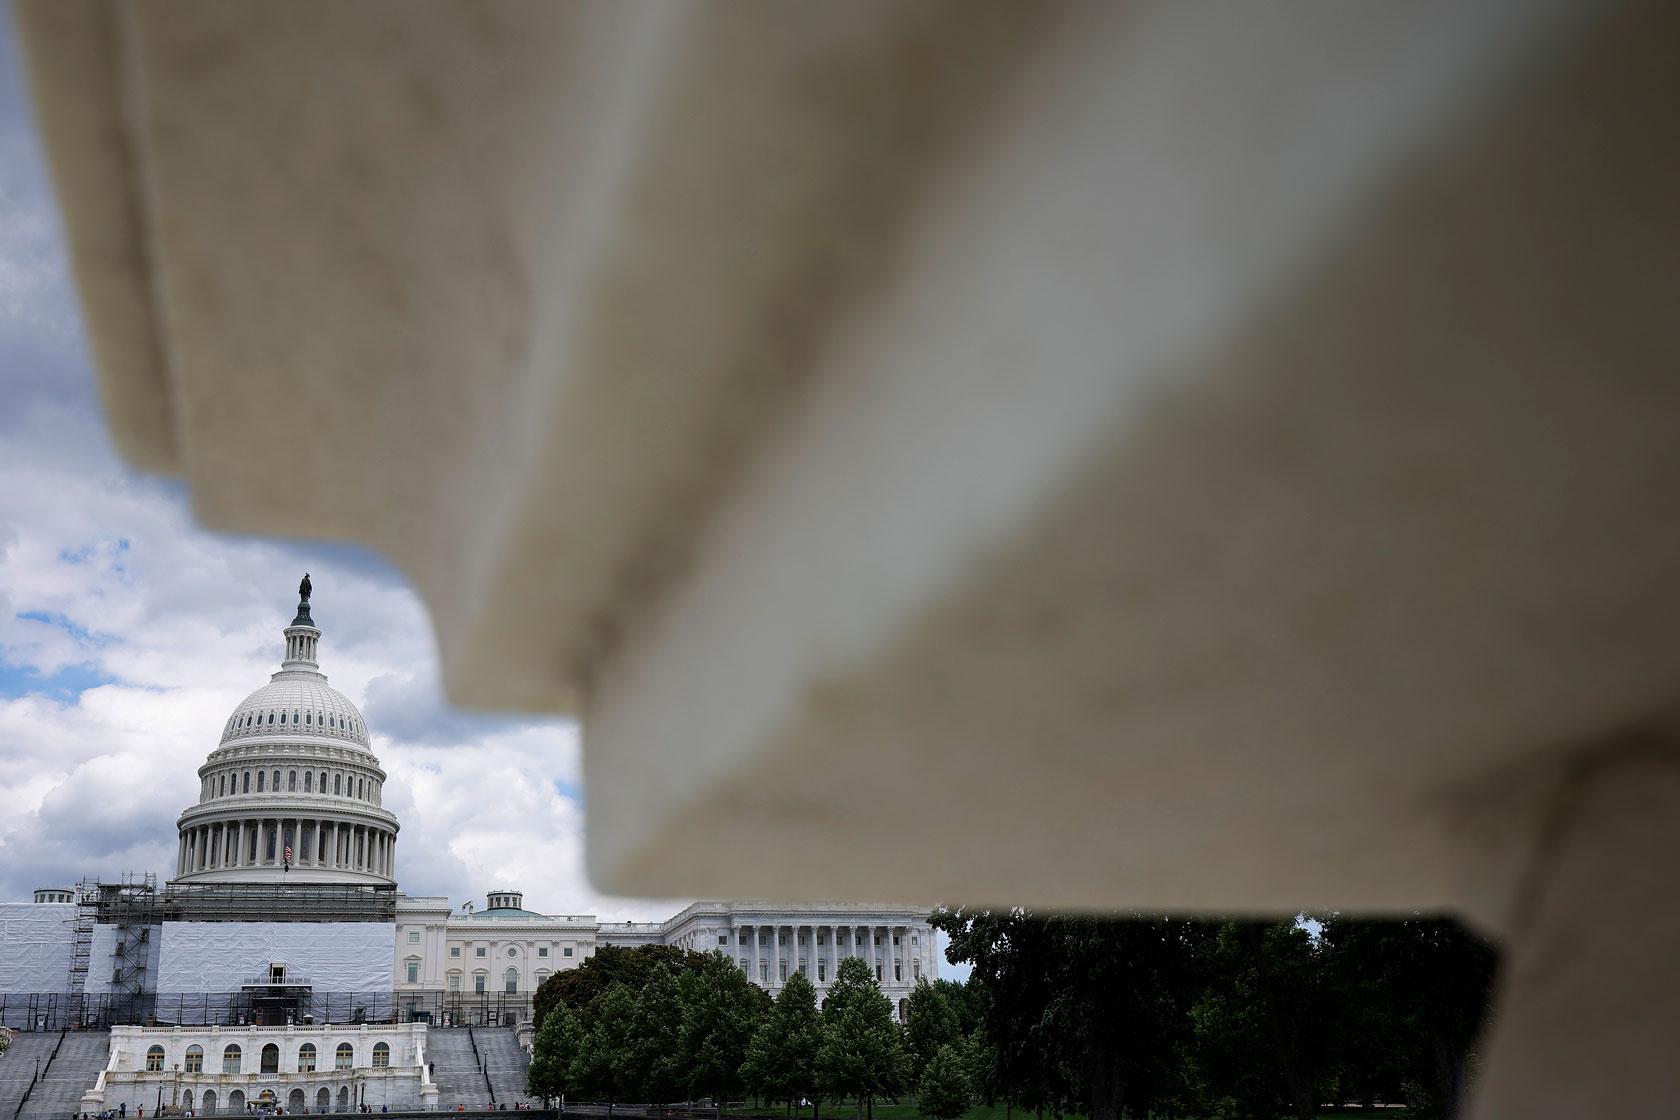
[297,1043,317,1072]
[243,772,251,793]
[335,774,342,795]
[371,1042,390,1069]
[305,772,313,792]
[218,774,225,796]
[260,1043,279,1073]
[293,710,299,724]
[267,712,274,724]
[185,1045,203,1074]
[505,967,518,994]
[257,772,265,792]
[280,711,286,724]
[358,778,365,799]
[289,770,297,791]
[146,1045,165,1072]
[272,770,280,790]
[222,1044,242,1075]
[335,1043,354,1070]
[320,771,328,792]
[305,712,312,725]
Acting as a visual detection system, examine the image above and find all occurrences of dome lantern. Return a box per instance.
[283,572,320,669]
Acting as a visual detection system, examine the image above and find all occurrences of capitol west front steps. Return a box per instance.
[470,1027,536,1108]
[0,1030,112,1120]
[425,1028,494,1112]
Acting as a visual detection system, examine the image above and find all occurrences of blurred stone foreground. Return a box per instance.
[12,1,1679,1114]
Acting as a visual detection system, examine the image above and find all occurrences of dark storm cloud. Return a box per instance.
[360,668,524,748]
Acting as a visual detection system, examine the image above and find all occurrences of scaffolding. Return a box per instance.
[67,875,98,1026]
[107,872,157,1024]
[89,880,397,924]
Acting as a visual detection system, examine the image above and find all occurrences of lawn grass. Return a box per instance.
[733,1103,1064,1120]
[734,1106,1403,1120]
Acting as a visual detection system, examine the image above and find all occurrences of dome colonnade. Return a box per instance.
[174,583,399,886]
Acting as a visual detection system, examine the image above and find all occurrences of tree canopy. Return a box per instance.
[534,943,708,1030]
[743,970,823,1117]
[819,957,912,1119]
[934,907,1498,1120]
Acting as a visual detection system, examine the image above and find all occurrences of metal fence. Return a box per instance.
[0,991,533,1031]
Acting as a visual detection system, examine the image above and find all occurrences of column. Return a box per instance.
[752,926,760,985]
[236,820,246,867]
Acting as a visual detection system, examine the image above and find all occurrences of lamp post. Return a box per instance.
[173,1063,181,1112]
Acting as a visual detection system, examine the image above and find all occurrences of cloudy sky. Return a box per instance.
[0,13,662,927]
[0,13,968,980]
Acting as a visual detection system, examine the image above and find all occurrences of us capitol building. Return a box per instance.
[0,581,935,1114]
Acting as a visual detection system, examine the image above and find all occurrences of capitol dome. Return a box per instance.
[174,578,399,887]
[221,675,371,750]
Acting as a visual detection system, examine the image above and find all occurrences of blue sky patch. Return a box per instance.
[16,608,115,648]
[0,658,116,701]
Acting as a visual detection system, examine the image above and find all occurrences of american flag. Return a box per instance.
[283,844,293,865]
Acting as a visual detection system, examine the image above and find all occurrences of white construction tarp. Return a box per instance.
[157,921,392,992]
[85,922,161,994]
[0,904,75,992]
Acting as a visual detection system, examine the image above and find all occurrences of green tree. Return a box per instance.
[528,998,586,1106]
[680,949,766,1111]
[626,963,686,1104]
[904,978,961,1087]
[742,971,822,1118]
[1319,916,1496,1119]
[818,956,912,1120]
[918,1044,972,1120]
[572,984,637,1113]
[535,944,707,1030]
[1190,920,1329,1120]
[932,979,982,1040]
[933,908,1206,1120]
